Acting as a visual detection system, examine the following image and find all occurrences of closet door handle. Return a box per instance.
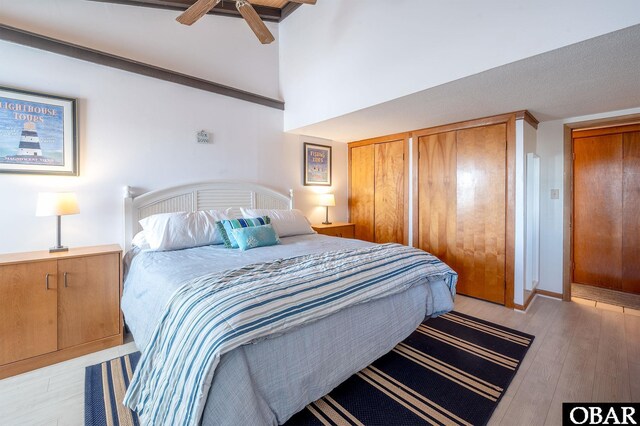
[45,273,50,290]
[64,272,68,288]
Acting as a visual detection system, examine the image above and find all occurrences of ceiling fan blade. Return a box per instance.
[176,0,221,25]
[288,0,317,4]
[236,0,275,44]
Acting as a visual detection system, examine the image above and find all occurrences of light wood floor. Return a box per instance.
[0,295,638,426]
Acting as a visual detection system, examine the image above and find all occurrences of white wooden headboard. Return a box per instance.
[124,180,293,251]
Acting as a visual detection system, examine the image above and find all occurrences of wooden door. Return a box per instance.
[417,125,506,304]
[623,132,640,293]
[374,140,405,243]
[573,134,624,289]
[57,254,120,349]
[350,145,375,242]
[0,261,57,365]
[417,131,457,270]
[455,124,507,304]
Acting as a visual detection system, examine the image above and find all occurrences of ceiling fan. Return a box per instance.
[176,0,317,44]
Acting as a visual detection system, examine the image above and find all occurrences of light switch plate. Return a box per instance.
[550,189,560,199]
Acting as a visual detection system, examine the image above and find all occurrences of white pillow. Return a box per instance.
[240,208,315,238]
[131,231,150,250]
[139,210,229,251]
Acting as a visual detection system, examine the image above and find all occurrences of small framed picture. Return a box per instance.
[304,142,332,186]
[0,86,78,176]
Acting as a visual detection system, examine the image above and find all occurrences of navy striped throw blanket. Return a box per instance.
[123,243,457,426]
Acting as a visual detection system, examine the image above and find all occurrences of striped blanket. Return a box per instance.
[123,243,457,426]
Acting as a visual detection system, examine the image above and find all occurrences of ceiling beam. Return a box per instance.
[0,23,285,110]
[280,1,301,21]
[87,0,283,22]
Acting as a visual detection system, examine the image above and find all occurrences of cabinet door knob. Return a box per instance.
[45,273,50,290]
[64,272,68,288]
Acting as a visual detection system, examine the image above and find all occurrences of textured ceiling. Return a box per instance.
[288,24,640,142]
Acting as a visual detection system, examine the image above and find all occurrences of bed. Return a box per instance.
[120,181,457,426]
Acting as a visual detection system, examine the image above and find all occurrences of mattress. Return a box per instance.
[122,234,455,425]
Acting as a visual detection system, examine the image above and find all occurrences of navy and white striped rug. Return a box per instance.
[85,311,533,426]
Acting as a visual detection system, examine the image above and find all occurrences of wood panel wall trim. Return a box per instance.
[280,2,303,20]
[572,123,640,139]
[515,110,539,129]
[347,132,411,148]
[87,0,283,22]
[403,137,410,245]
[410,113,517,138]
[411,133,419,249]
[563,125,573,301]
[515,290,536,311]
[535,289,563,299]
[0,23,285,110]
[505,115,516,308]
[565,113,640,133]
[514,288,563,311]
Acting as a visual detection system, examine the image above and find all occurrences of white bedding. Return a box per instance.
[121,234,456,424]
[124,234,396,348]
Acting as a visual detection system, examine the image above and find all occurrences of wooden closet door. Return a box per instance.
[417,131,457,269]
[456,124,507,304]
[623,131,640,293]
[573,134,623,289]
[374,140,405,243]
[350,145,375,241]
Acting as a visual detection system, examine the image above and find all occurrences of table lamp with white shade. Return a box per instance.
[318,193,335,225]
[36,192,79,253]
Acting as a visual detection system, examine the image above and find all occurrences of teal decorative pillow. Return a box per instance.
[216,216,270,248]
[230,224,280,251]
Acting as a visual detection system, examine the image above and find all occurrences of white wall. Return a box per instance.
[280,0,640,132]
[0,0,280,99]
[536,106,640,294]
[283,134,349,225]
[513,120,539,306]
[524,124,539,295]
[0,1,348,254]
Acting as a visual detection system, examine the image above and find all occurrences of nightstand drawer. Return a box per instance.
[312,223,355,239]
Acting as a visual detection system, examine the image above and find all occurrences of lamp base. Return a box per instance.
[322,206,333,226]
[49,246,69,253]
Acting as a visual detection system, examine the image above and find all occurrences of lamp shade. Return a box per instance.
[36,192,80,217]
[318,193,336,207]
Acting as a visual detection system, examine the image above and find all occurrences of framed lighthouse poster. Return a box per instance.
[0,86,78,175]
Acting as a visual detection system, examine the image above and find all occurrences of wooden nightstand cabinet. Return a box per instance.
[312,223,356,239]
[0,245,123,379]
